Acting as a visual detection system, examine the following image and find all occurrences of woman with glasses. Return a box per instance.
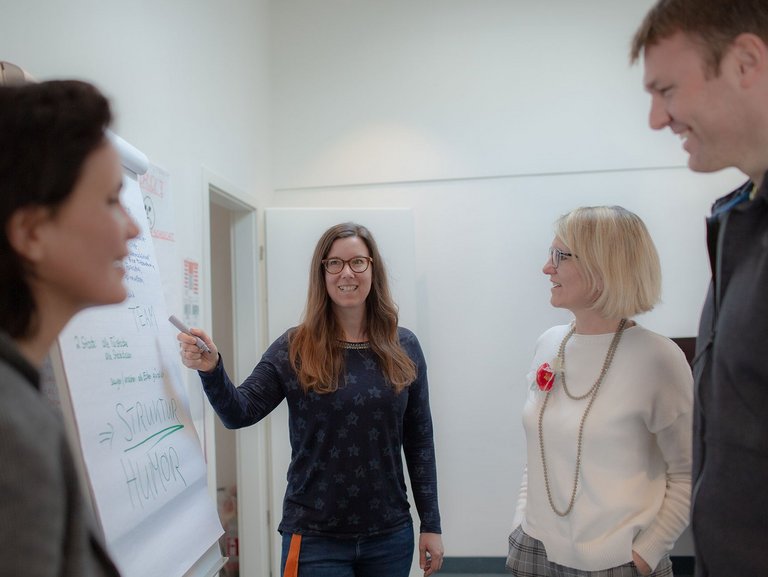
[0,79,138,576]
[177,222,443,577]
[506,206,692,577]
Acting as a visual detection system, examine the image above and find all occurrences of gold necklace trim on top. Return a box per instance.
[538,318,627,517]
[337,341,370,350]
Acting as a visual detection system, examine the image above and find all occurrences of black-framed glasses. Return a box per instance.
[322,256,373,274]
[548,247,574,269]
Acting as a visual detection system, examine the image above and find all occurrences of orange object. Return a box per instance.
[283,534,302,577]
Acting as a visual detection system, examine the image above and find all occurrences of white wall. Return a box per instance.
[267,0,745,559]
[1,0,271,264]
[272,0,688,189]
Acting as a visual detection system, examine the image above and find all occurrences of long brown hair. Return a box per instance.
[288,222,416,394]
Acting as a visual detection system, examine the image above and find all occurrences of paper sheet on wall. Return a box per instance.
[139,164,182,318]
[56,175,222,577]
[137,165,205,438]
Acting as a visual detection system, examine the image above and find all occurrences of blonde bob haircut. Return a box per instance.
[555,206,661,319]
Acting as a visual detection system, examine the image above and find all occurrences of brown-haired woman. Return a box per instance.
[178,222,444,577]
[0,79,139,575]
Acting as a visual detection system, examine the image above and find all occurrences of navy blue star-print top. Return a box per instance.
[198,326,441,537]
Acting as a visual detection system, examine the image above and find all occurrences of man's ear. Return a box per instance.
[730,33,768,88]
[6,206,51,262]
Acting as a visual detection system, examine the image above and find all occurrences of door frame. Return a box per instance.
[202,167,271,577]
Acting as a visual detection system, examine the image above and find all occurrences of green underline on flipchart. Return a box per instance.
[124,424,184,453]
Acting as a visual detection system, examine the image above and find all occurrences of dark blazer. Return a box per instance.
[692,177,768,577]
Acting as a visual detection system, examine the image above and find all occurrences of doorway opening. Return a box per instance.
[205,171,271,577]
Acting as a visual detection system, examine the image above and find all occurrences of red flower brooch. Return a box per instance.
[535,362,556,391]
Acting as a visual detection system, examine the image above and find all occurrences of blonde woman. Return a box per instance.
[507,206,692,577]
[178,222,443,577]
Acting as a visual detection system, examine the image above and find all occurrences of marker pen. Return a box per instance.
[168,315,212,353]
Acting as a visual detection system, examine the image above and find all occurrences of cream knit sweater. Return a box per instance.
[512,324,692,571]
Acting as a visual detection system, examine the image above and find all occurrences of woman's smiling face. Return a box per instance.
[543,237,594,315]
[324,236,373,313]
[27,142,139,314]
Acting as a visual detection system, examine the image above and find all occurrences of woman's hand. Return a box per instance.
[632,550,652,576]
[419,532,444,576]
[176,327,218,373]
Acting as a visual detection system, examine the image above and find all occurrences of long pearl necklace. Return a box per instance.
[538,318,627,517]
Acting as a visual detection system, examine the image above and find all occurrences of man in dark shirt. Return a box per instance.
[630,1,768,575]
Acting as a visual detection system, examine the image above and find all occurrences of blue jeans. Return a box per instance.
[280,524,414,577]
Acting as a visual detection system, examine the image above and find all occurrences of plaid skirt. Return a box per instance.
[506,525,674,577]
